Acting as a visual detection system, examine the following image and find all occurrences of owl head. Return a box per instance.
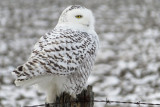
[58,5,95,30]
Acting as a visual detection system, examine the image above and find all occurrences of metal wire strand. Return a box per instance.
[24,98,160,107]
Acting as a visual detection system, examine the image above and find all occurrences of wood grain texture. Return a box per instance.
[45,85,94,107]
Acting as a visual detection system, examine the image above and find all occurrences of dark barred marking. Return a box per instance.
[76,46,79,49]
[23,71,30,76]
[49,59,66,71]
[50,49,55,52]
[44,49,51,52]
[65,47,70,51]
[32,59,38,63]
[46,70,52,73]
[13,70,20,74]
[25,64,33,70]
[59,46,64,50]
[37,70,41,73]
[73,52,79,55]
[39,54,47,59]
[59,65,66,69]
[39,60,46,65]
[67,60,71,64]
[31,71,35,76]
[44,65,51,71]
[54,55,59,59]
[18,66,23,71]
[66,53,72,59]
[47,32,51,35]
[28,61,35,66]
[59,53,63,57]
[69,5,84,11]
[33,50,39,54]
[55,47,60,51]
[71,46,76,50]
[52,67,57,71]
[66,40,73,43]
[54,40,59,44]
[17,79,24,81]
[60,40,65,43]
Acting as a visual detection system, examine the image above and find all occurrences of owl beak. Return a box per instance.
[82,24,89,27]
[85,24,89,27]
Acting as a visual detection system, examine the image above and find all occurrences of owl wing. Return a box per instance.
[13,28,98,86]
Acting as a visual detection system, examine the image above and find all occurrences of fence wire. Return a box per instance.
[24,98,160,107]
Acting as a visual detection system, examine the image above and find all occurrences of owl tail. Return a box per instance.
[12,65,31,86]
[14,77,40,87]
[12,64,44,87]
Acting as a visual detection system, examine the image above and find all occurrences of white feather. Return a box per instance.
[12,5,99,103]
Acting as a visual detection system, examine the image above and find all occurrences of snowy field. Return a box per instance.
[0,0,160,107]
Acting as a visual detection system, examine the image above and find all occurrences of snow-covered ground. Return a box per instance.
[0,0,160,107]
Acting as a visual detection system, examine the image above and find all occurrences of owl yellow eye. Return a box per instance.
[75,15,83,18]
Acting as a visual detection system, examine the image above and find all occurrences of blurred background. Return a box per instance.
[0,0,160,107]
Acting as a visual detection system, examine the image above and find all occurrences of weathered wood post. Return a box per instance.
[45,85,94,107]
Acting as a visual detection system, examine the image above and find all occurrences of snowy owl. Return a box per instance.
[12,5,99,103]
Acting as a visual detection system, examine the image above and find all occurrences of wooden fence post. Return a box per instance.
[46,85,94,107]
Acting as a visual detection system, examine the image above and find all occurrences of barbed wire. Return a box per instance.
[24,98,160,107]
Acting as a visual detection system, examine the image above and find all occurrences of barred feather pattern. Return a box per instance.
[13,26,99,95]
